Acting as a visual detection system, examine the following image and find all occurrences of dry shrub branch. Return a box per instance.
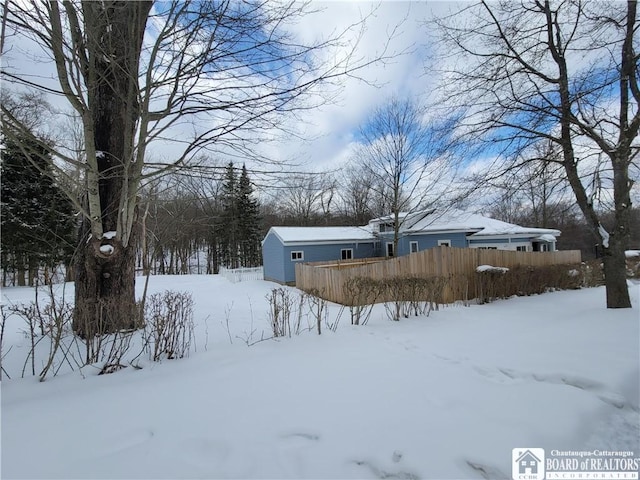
[144,291,195,361]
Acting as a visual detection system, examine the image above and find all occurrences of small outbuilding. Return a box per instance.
[262,226,377,284]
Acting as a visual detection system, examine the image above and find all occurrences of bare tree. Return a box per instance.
[433,0,638,308]
[483,140,573,228]
[356,95,453,254]
[277,174,336,226]
[338,164,377,224]
[2,1,395,335]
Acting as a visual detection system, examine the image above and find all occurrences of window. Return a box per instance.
[410,241,419,253]
[438,240,451,247]
[291,251,303,261]
[341,248,353,260]
[478,246,497,250]
[516,246,528,252]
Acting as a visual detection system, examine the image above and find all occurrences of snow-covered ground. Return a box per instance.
[1,276,639,479]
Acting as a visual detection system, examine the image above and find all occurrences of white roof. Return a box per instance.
[266,210,560,245]
[267,226,375,244]
[371,209,560,238]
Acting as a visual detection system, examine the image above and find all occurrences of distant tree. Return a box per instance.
[236,165,262,267]
[484,140,574,227]
[218,163,240,268]
[356,95,453,254]
[1,135,76,286]
[338,164,377,225]
[278,174,334,226]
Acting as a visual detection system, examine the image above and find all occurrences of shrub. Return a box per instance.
[143,291,195,361]
[266,288,295,338]
[475,262,603,304]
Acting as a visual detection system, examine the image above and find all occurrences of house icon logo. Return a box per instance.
[512,448,545,480]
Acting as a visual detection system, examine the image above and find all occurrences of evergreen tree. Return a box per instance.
[218,162,239,268]
[237,164,262,267]
[1,135,76,286]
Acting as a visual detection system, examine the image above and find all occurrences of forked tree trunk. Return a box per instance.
[73,223,139,337]
[72,1,152,337]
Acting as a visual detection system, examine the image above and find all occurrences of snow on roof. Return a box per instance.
[268,209,560,245]
[534,234,558,243]
[400,209,560,237]
[268,226,375,244]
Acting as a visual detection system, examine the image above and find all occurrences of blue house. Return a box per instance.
[262,226,378,284]
[262,209,561,284]
[369,209,560,256]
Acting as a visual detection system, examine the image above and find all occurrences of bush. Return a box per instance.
[266,288,295,338]
[475,262,603,304]
[143,291,195,361]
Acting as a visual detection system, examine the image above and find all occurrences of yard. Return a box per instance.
[1,275,639,479]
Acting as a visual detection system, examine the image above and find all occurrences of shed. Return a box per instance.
[262,226,377,284]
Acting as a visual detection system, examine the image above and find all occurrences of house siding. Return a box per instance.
[393,232,468,255]
[262,231,286,283]
[264,238,377,284]
[468,236,555,251]
[468,237,526,249]
[285,242,377,283]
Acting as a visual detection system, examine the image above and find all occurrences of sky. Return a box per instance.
[252,1,452,173]
[3,1,637,208]
[1,1,457,174]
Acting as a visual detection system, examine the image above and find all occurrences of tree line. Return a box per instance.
[4,125,637,288]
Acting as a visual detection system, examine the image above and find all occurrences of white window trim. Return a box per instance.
[438,239,451,247]
[341,248,353,260]
[386,242,394,257]
[291,250,304,261]
[409,241,419,253]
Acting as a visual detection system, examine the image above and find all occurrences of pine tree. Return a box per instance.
[218,162,239,268]
[236,164,262,267]
[1,135,76,286]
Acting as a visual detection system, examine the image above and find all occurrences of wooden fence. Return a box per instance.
[295,247,582,305]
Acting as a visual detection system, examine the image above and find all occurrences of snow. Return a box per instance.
[2,276,639,479]
[268,226,374,244]
[102,231,117,240]
[534,233,557,243]
[99,245,114,254]
[476,264,509,273]
[271,209,560,246]
[599,224,610,248]
[626,250,640,258]
[379,208,560,238]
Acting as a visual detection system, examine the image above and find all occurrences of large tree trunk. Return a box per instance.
[602,238,632,309]
[72,1,152,337]
[603,152,633,309]
[74,223,139,337]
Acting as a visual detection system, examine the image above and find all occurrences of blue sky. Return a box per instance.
[260,1,450,173]
[2,1,458,175]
